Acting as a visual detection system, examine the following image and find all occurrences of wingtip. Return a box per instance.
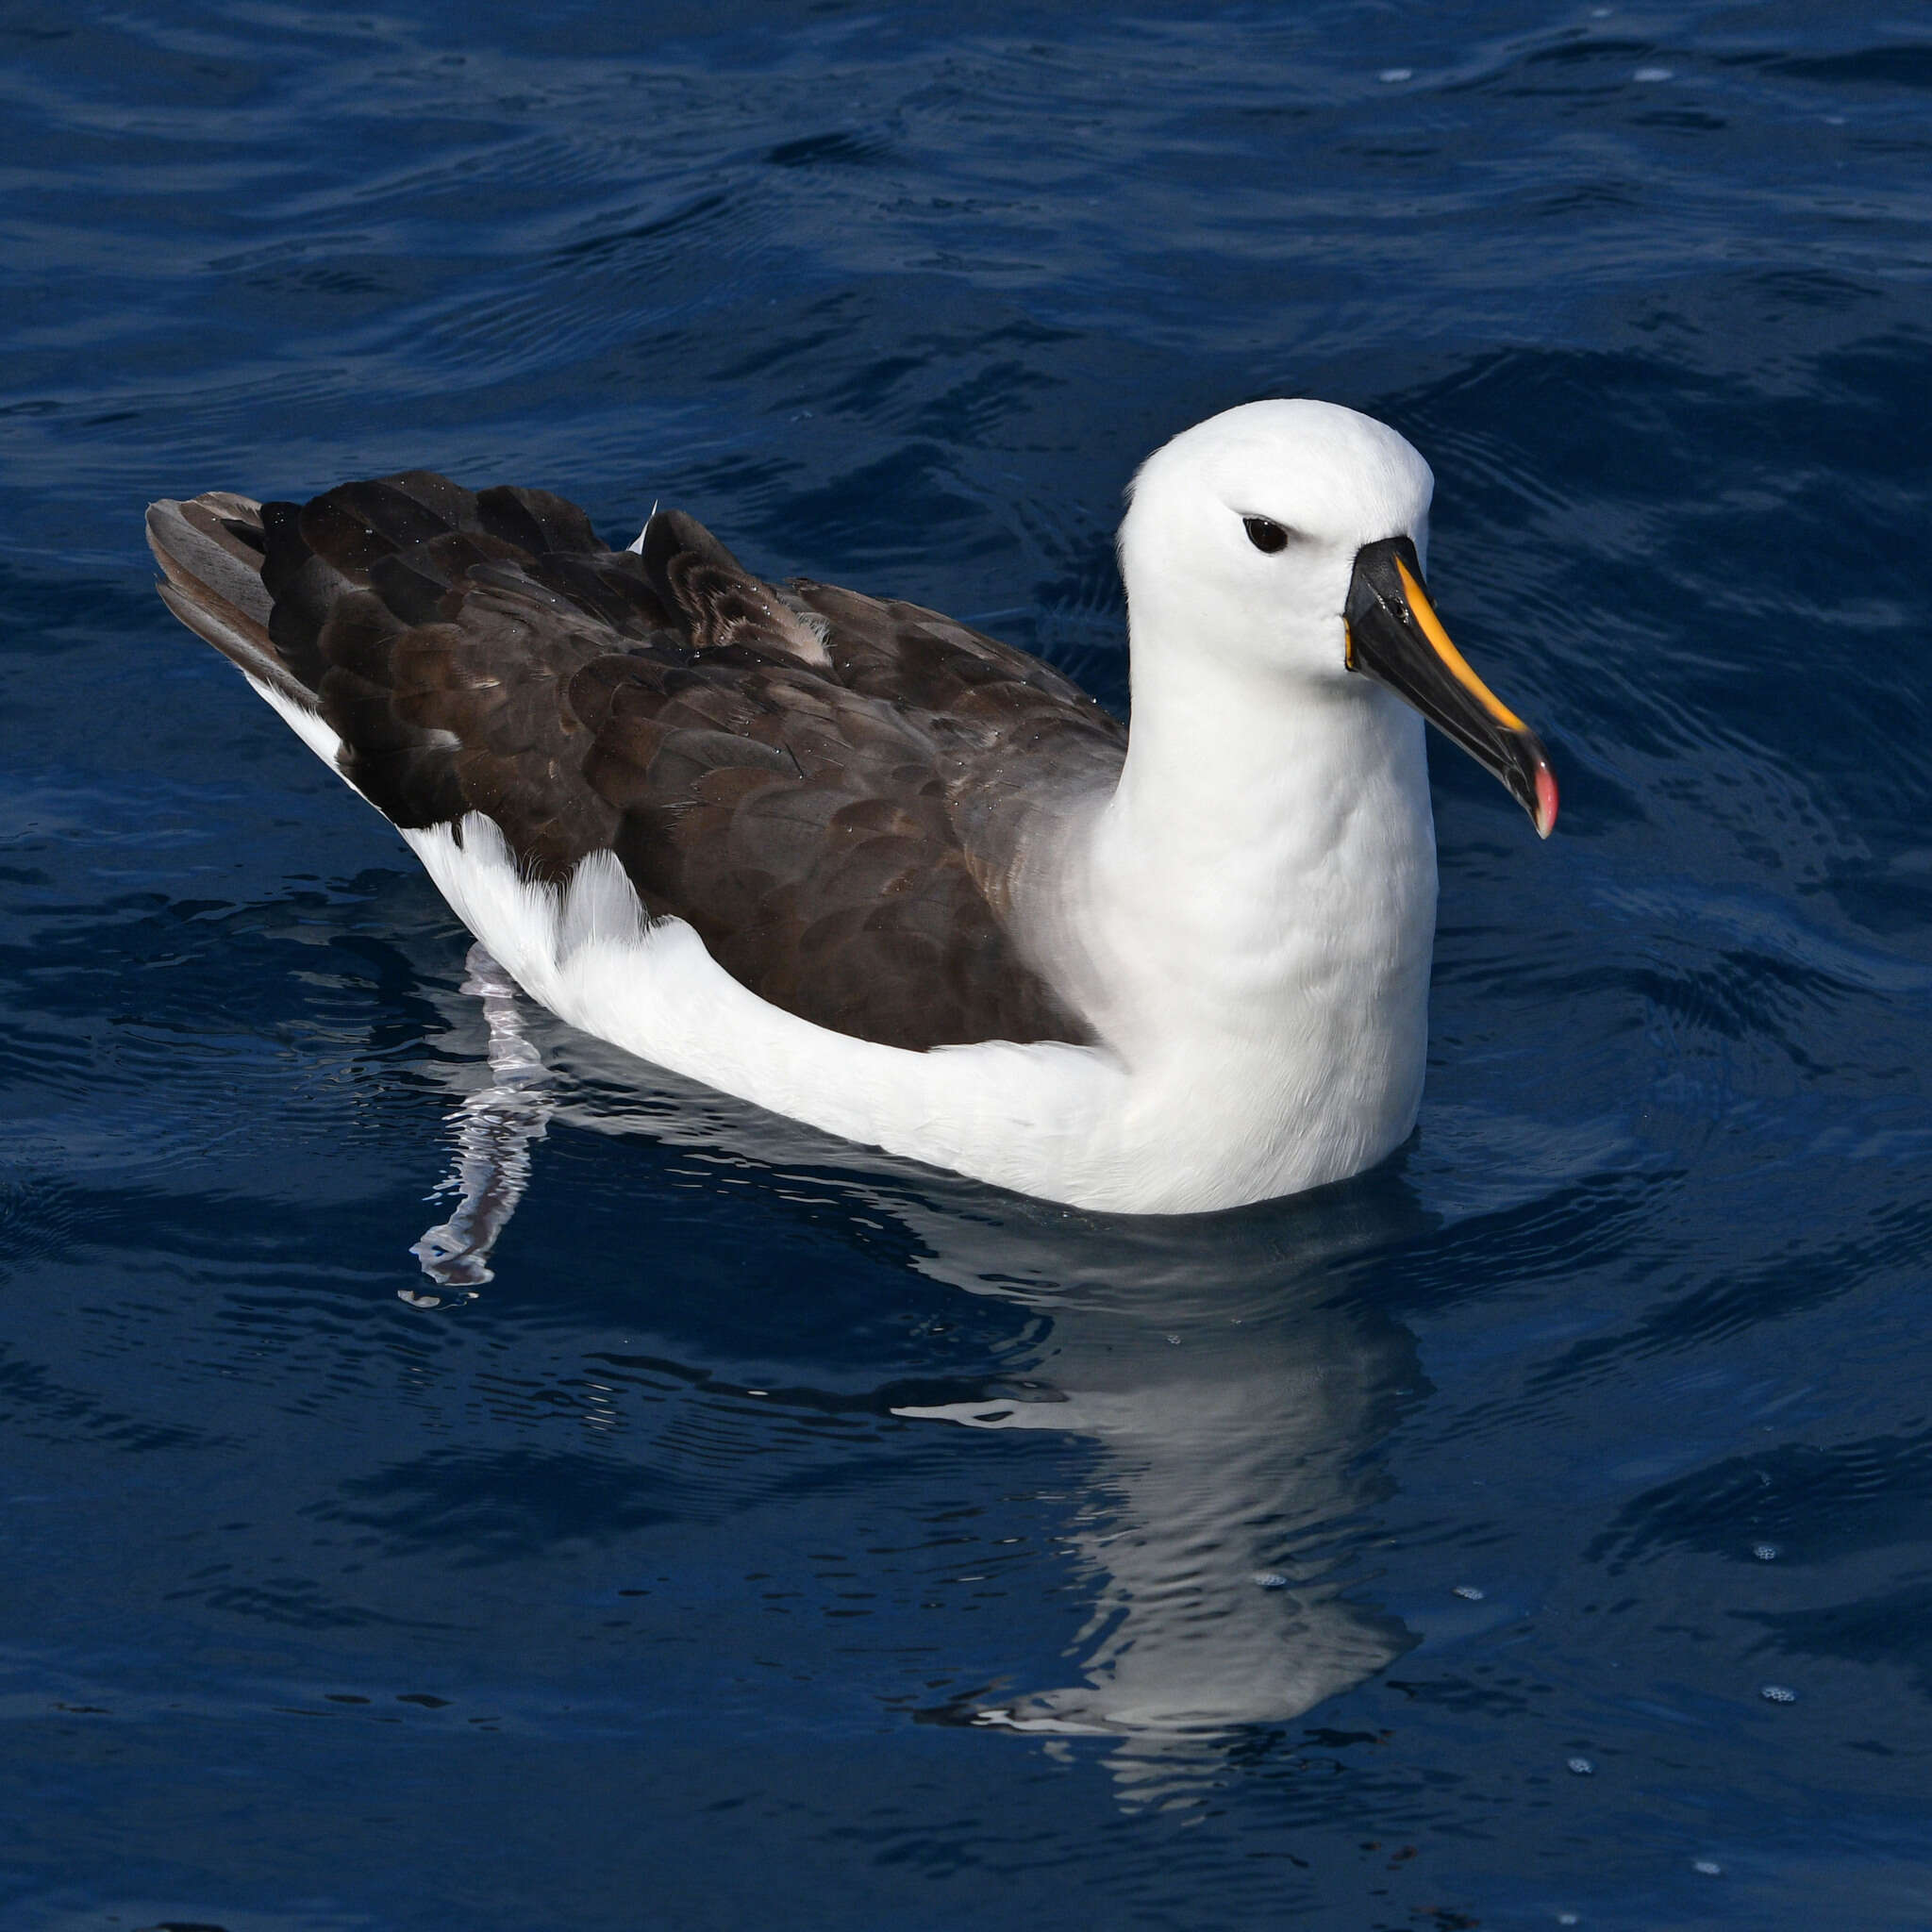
[144,498,188,575]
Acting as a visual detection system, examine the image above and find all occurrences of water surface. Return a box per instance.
[3,2,1931,1925]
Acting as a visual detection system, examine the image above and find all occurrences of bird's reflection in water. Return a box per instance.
[889,1187,1423,1810]
[410,947,1427,1809]
[406,947,550,1299]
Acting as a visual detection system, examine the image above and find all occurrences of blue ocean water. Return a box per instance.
[3,0,1931,1924]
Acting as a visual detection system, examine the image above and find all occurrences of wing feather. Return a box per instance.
[149,471,1125,1051]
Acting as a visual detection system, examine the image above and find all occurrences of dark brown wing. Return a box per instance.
[149,472,1125,1052]
[788,578,1128,922]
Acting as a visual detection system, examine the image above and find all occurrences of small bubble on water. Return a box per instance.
[1566,1756,1594,1775]
[1378,67,1413,82]
[1453,1584,1486,1600]
[1693,1859,1723,1875]
[1558,1916,1580,1927]
[1752,1543,1780,1561]
[1633,65,1674,81]
[1252,1572,1291,1590]
[1760,1683,1797,1704]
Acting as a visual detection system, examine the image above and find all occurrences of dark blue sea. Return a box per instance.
[4,2,1931,1925]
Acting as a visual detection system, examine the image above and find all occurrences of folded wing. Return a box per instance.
[148,471,1125,1052]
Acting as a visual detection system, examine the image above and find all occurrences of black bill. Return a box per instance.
[1343,535,1557,838]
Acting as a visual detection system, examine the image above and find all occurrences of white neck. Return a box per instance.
[1032,616,1441,1197]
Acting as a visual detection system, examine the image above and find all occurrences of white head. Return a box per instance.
[1117,399,1557,836]
[1119,399,1434,684]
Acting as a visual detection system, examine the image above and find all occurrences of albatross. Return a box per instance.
[146,399,1556,1215]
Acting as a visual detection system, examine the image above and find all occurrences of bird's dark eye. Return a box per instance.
[1243,515,1290,554]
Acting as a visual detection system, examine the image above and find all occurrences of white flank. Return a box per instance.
[400,816,1136,1206]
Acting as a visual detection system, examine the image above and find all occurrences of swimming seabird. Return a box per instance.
[146,399,1556,1215]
